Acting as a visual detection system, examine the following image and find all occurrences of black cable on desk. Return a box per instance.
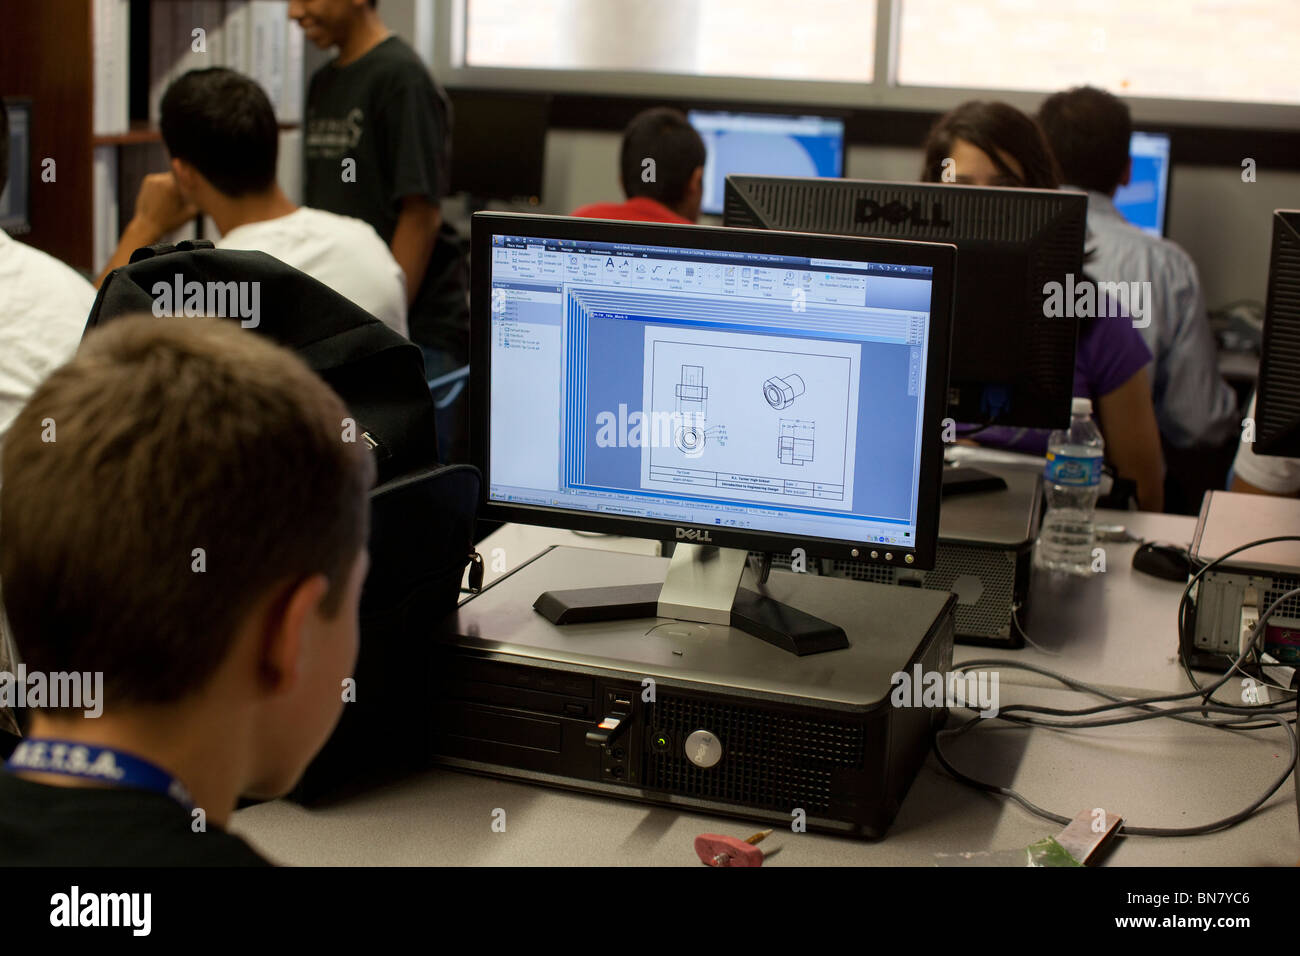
[934,576,1300,835]
[933,704,1294,837]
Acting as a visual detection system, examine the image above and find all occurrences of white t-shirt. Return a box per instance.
[1232,394,1300,494]
[0,232,93,731]
[217,207,408,337]
[0,230,95,457]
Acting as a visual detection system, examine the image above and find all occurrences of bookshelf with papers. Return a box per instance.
[1,0,307,275]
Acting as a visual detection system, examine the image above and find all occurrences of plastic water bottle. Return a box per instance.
[1035,397,1104,575]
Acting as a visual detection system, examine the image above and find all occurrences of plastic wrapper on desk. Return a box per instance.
[933,837,1084,867]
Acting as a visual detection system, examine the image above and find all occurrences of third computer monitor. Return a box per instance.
[471,212,955,570]
[448,89,551,202]
[689,110,845,217]
[1254,209,1300,458]
[724,175,1086,430]
[1113,130,1172,238]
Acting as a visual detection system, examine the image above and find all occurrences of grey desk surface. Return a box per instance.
[231,509,1300,866]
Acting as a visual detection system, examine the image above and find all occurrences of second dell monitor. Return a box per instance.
[726,175,1087,429]
[689,111,845,217]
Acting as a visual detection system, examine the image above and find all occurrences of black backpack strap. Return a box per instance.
[128,238,216,264]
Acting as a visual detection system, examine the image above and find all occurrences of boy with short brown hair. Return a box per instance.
[0,315,375,865]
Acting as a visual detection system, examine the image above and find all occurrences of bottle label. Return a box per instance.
[1044,452,1102,486]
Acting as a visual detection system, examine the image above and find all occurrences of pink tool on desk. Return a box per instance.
[694,829,773,867]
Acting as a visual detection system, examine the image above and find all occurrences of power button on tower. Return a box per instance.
[684,729,722,768]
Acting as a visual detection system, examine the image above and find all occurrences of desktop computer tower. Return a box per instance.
[766,465,1040,647]
[430,546,957,839]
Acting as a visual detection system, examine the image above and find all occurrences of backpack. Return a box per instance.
[90,241,482,798]
[292,462,483,802]
[88,240,440,484]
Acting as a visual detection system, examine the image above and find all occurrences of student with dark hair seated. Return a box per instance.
[98,68,407,336]
[921,100,1165,512]
[1037,87,1235,449]
[0,316,375,865]
[572,107,707,224]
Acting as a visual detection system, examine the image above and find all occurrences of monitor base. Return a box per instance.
[533,544,848,656]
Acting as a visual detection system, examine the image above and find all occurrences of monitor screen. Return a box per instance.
[1,99,31,236]
[1113,130,1171,237]
[448,89,551,201]
[689,111,844,216]
[473,213,955,568]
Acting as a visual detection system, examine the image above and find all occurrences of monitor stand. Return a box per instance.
[533,543,849,656]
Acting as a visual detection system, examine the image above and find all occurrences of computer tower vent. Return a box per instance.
[644,695,865,814]
[1262,574,1300,622]
[826,559,897,586]
[827,545,1018,639]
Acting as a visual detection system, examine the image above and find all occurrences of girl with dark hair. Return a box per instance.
[921,100,1061,189]
[922,101,1165,511]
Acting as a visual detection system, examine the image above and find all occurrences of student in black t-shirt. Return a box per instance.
[291,0,469,462]
[0,316,375,865]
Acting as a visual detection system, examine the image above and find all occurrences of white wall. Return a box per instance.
[1171,164,1300,307]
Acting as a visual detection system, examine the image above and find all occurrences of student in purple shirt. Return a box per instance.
[920,101,1165,512]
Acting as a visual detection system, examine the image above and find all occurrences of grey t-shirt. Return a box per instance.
[304,36,468,360]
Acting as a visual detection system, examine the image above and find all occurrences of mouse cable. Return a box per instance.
[959,581,1297,731]
[957,656,1293,731]
[1009,607,1061,656]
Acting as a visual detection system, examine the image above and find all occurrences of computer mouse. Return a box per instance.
[1131,542,1191,582]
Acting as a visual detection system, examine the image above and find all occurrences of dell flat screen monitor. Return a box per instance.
[472,212,954,654]
[689,111,844,217]
[1,98,31,236]
[448,89,551,202]
[1113,130,1171,237]
[1254,209,1300,457]
[724,175,1086,430]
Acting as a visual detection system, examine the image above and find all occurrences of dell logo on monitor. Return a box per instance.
[855,198,952,229]
[676,527,714,542]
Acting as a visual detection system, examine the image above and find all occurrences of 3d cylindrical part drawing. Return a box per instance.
[763,374,805,410]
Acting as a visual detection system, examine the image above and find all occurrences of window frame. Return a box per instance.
[433,0,1300,132]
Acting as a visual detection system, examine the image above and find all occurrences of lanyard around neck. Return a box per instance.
[4,738,195,811]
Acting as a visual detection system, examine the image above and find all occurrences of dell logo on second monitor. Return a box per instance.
[854,198,952,229]
[676,527,713,542]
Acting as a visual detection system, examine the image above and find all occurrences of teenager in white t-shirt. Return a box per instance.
[98,68,407,337]
[0,221,94,734]
[1,98,98,735]
[0,102,95,457]
[1231,394,1300,497]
